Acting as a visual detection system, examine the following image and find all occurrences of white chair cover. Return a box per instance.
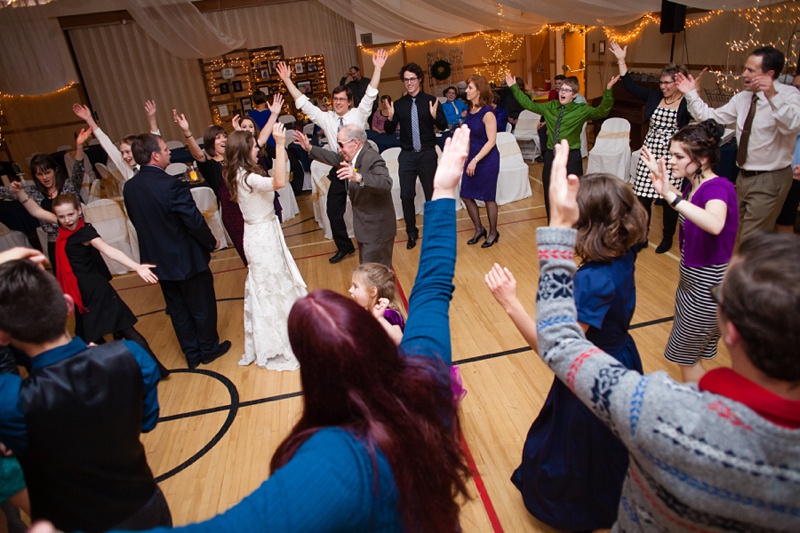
[303,123,315,136]
[83,199,137,275]
[165,140,185,150]
[382,147,426,220]
[629,148,641,184]
[267,158,301,222]
[278,115,296,125]
[493,132,532,205]
[190,187,229,250]
[88,139,101,146]
[586,118,631,180]
[309,159,354,240]
[513,109,541,161]
[56,145,71,153]
[0,222,31,253]
[580,122,589,158]
[166,162,189,176]
[94,162,123,199]
[36,227,48,259]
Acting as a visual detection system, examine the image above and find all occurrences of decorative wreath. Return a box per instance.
[430,60,452,81]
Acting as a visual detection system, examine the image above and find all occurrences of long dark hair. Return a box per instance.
[29,154,68,197]
[272,289,470,530]
[223,131,264,203]
[576,174,648,263]
[670,119,725,172]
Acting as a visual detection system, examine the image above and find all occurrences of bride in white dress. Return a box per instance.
[224,124,307,371]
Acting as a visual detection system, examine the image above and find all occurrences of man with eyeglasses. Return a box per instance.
[340,65,370,108]
[505,73,619,220]
[294,125,396,267]
[277,49,387,264]
[384,62,448,249]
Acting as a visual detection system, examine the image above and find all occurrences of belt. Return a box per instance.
[740,166,789,178]
[409,146,435,153]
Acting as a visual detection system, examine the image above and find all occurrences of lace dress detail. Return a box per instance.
[235,170,307,371]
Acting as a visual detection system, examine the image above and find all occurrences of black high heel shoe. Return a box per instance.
[482,232,500,248]
[467,228,487,245]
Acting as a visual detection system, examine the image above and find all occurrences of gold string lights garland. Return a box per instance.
[0,82,77,149]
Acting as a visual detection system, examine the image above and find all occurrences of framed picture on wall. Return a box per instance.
[241,97,252,112]
[260,69,270,79]
[295,62,304,75]
[269,60,279,74]
[232,80,243,92]
[258,86,269,96]
[297,80,312,94]
[307,62,317,72]
[219,82,230,94]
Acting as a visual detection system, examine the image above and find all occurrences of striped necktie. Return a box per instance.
[411,97,421,151]
[553,105,566,146]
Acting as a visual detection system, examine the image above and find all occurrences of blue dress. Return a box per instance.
[460,106,500,202]
[511,250,643,531]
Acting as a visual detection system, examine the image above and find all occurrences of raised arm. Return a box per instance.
[400,125,469,362]
[271,123,288,190]
[173,109,206,162]
[585,76,619,120]
[74,104,128,175]
[144,100,160,135]
[257,94,283,148]
[485,263,539,353]
[355,50,386,124]
[89,237,158,283]
[8,182,56,223]
[505,73,546,114]
[609,42,629,77]
[276,62,303,101]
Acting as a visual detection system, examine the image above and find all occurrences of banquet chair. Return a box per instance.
[513,110,541,161]
[36,227,48,260]
[0,222,31,253]
[190,187,229,250]
[278,116,296,126]
[268,157,300,222]
[303,123,315,136]
[83,199,137,275]
[586,118,631,179]
[367,139,379,153]
[629,148,641,184]
[309,160,354,240]
[382,147,425,220]
[165,140,185,150]
[580,122,589,158]
[88,139,101,146]
[56,145,71,153]
[94,162,123,198]
[492,133,533,205]
[166,162,189,177]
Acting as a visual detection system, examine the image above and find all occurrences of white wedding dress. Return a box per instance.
[236,169,307,371]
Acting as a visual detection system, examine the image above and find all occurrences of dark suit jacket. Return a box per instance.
[123,165,216,281]
[311,145,396,245]
[384,91,448,150]
[621,72,691,128]
[339,76,371,108]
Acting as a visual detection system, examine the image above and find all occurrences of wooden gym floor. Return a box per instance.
[110,161,731,532]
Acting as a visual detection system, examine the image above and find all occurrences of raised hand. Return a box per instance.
[750,74,777,98]
[432,124,469,199]
[336,163,357,182]
[272,122,286,143]
[144,100,157,119]
[268,93,284,114]
[649,157,672,198]
[606,75,621,90]
[609,42,627,62]
[232,114,242,131]
[485,263,520,312]
[292,130,312,152]
[76,126,93,145]
[386,99,395,120]
[429,98,439,119]
[8,181,22,194]
[135,263,159,284]
[372,49,387,68]
[549,139,580,228]
[72,103,92,122]
[276,61,292,82]
[673,72,696,94]
[172,109,190,134]
[504,73,516,87]
[694,67,708,90]
[372,297,389,319]
[0,246,48,267]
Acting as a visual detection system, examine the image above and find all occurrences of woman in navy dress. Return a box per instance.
[486,170,648,531]
[461,75,501,248]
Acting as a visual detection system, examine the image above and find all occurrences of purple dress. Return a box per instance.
[460,106,500,202]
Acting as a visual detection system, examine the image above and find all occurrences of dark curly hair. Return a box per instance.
[670,119,724,173]
[719,232,800,383]
[575,174,648,263]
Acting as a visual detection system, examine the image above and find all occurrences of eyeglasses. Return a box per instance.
[332,97,349,103]
[559,87,574,94]
[659,80,676,86]
[337,139,357,149]
[403,77,418,83]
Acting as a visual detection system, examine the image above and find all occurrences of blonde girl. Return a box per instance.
[349,263,406,345]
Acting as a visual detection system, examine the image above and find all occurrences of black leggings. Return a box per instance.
[638,196,678,240]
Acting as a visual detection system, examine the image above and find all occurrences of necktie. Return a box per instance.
[411,97,421,151]
[338,116,344,134]
[737,92,758,168]
[553,105,566,148]
[452,101,459,124]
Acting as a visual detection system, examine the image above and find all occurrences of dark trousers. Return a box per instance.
[542,148,583,221]
[326,167,355,253]
[160,269,219,365]
[638,195,678,240]
[358,238,394,268]
[112,487,172,530]
[398,149,437,238]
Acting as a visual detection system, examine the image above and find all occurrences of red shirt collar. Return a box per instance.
[699,368,800,429]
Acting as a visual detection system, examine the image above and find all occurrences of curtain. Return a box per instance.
[120,0,244,59]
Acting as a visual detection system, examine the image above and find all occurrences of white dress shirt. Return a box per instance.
[297,86,378,152]
[684,82,800,171]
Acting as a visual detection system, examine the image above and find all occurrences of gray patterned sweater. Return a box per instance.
[535,227,800,532]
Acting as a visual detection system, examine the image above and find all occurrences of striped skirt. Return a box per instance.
[664,262,728,366]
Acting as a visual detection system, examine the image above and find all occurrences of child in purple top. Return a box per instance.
[349,263,406,344]
[643,119,739,382]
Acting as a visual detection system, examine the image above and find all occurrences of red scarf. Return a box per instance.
[55,219,88,314]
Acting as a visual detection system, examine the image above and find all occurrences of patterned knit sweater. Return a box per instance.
[535,227,800,532]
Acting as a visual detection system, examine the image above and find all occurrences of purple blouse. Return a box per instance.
[680,177,738,267]
[383,308,406,331]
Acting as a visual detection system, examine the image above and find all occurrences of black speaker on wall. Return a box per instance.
[660,0,686,34]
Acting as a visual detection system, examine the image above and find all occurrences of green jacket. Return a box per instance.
[511,84,614,150]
